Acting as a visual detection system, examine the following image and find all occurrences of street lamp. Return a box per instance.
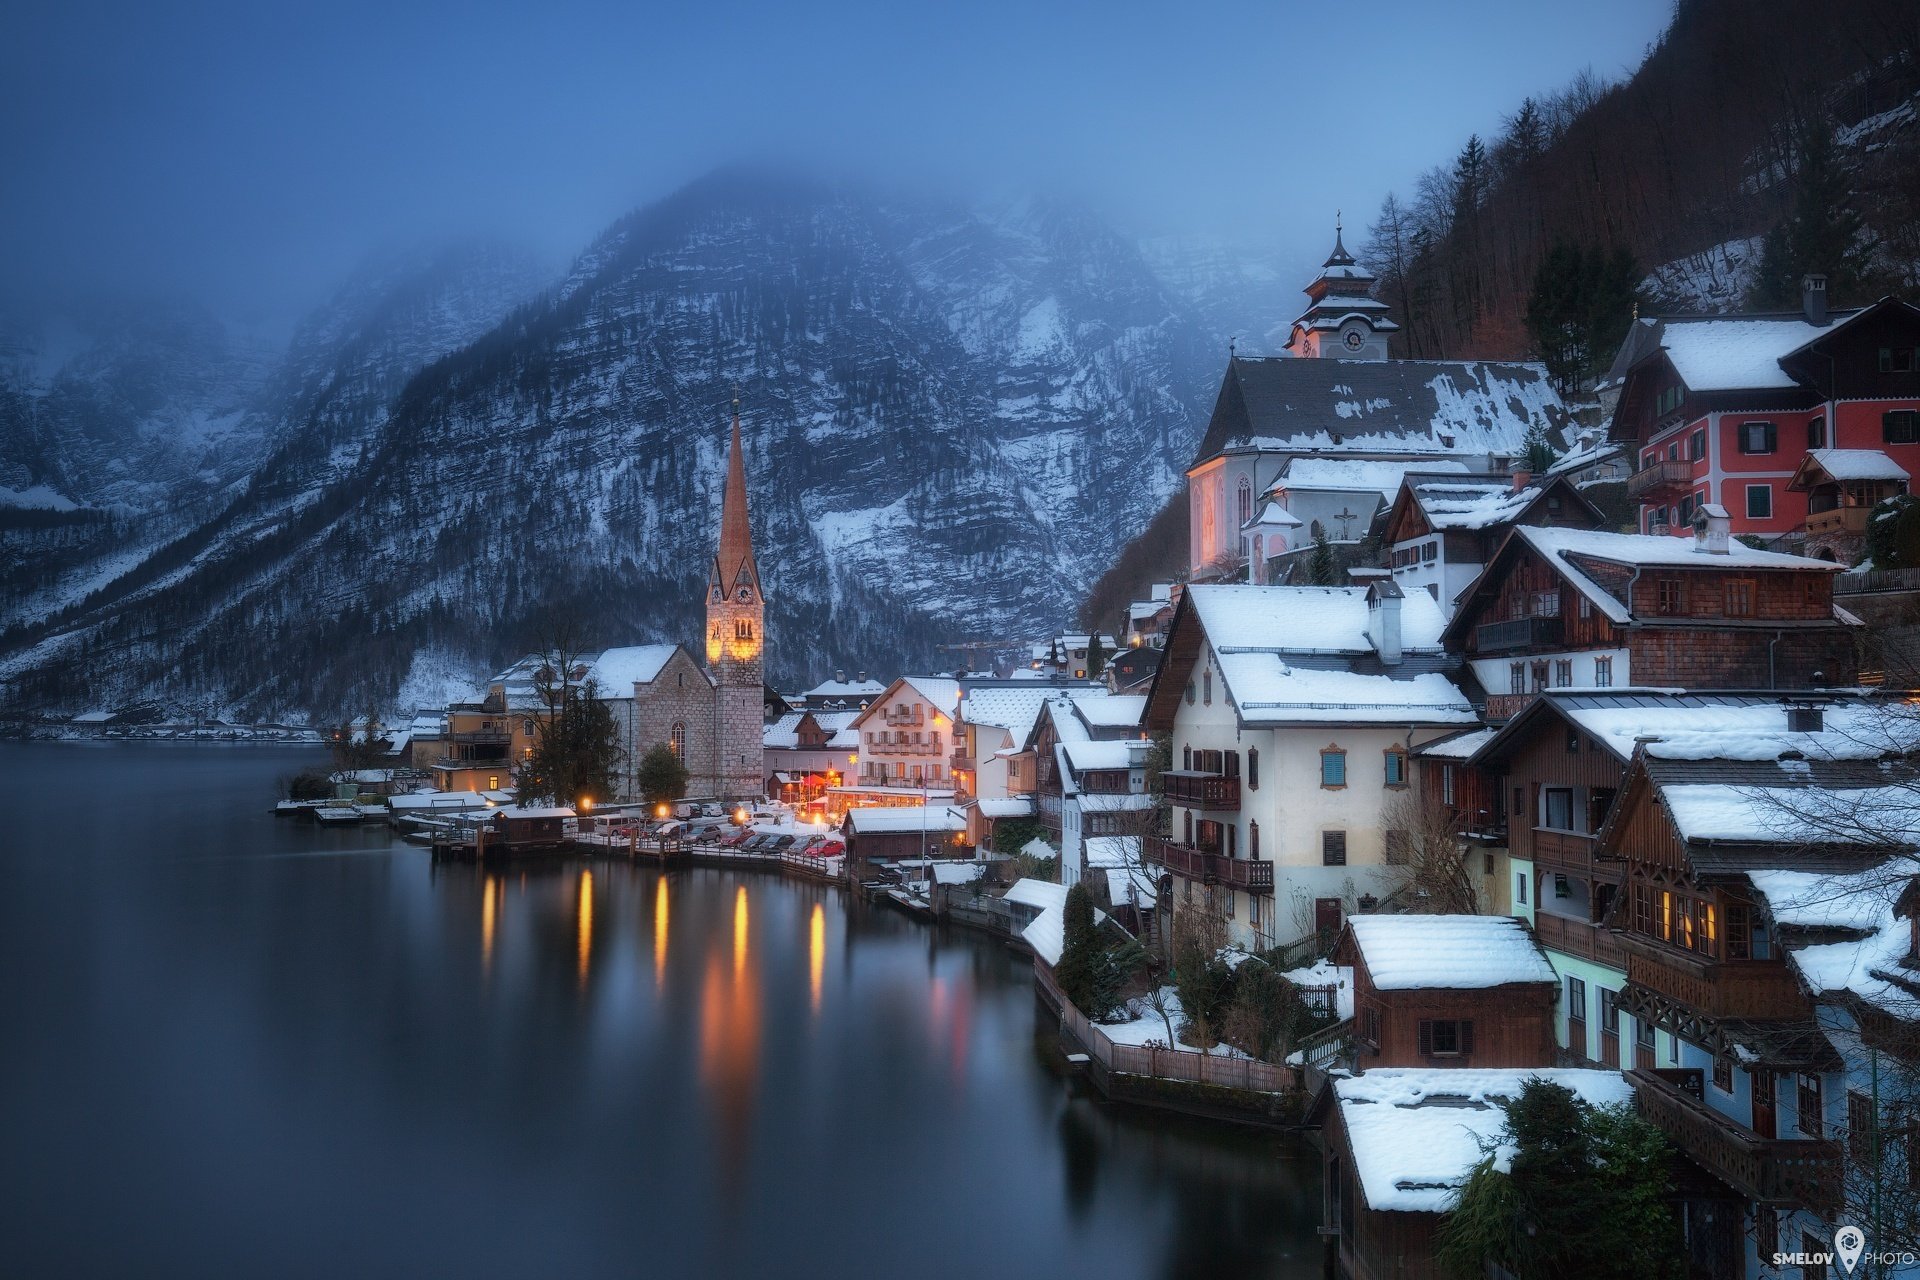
[579,796,593,813]
[733,806,750,827]
[655,802,670,820]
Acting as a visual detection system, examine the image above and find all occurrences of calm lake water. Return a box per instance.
[0,742,1324,1279]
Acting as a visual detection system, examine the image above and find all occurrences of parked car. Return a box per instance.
[652,820,686,840]
[767,834,797,852]
[811,840,844,858]
[718,830,751,848]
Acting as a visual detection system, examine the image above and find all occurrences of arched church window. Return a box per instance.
[735,619,753,641]
[670,723,686,760]
[1236,477,1252,528]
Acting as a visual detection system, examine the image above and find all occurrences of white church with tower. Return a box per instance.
[1185,221,1568,582]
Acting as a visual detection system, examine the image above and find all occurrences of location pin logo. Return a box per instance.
[1835,1224,1866,1276]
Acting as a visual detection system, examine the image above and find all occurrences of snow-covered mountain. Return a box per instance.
[2,170,1218,719]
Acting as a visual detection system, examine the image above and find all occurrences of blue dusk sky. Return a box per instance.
[1,0,1674,320]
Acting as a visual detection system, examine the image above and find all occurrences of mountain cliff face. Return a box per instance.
[2,171,1214,718]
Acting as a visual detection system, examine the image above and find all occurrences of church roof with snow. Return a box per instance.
[1188,355,1566,472]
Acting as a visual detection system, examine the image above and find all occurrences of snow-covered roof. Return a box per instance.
[1334,1069,1634,1213]
[900,677,962,713]
[1277,457,1469,499]
[1103,866,1156,908]
[1652,308,1889,392]
[1061,740,1139,772]
[1018,887,1109,966]
[1070,691,1145,729]
[1661,782,1920,845]
[957,686,1053,745]
[1346,915,1556,989]
[762,709,860,750]
[844,805,967,834]
[1187,584,1447,655]
[1405,479,1538,531]
[1079,792,1155,813]
[1083,836,1143,869]
[1803,449,1911,483]
[1414,727,1497,760]
[1241,499,1302,531]
[804,676,887,699]
[586,644,682,690]
[1193,356,1565,470]
[1003,878,1068,911]
[1561,699,1920,764]
[1750,858,1920,1019]
[930,861,987,886]
[490,806,575,820]
[1508,525,1843,626]
[974,797,1036,819]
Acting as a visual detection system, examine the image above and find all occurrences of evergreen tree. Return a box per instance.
[1526,242,1642,395]
[1309,530,1338,586]
[1749,115,1869,309]
[634,743,690,805]
[1085,632,1107,679]
[1521,421,1558,474]
[514,677,623,807]
[1436,1080,1684,1280]
[1054,882,1102,1012]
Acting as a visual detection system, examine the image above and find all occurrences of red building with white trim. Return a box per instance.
[1607,279,1920,559]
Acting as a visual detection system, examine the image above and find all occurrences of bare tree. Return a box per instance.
[1384,793,1483,915]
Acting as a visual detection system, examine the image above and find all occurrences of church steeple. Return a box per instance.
[712,397,759,603]
[1284,216,1399,360]
[705,396,766,803]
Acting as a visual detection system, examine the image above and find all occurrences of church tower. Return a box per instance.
[706,400,765,802]
[1284,217,1399,360]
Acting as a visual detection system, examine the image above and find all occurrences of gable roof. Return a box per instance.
[587,644,686,690]
[1144,584,1474,730]
[1791,448,1911,489]
[1190,355,1566,471]
[1345,914,1557,990]
[1445,524,1846,640]
[849,675,962,730]
[1383,471,1606,544]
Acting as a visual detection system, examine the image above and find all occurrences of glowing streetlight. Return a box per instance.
[733,806,750,826]
[579,796,594,813]
[655,802,670,820]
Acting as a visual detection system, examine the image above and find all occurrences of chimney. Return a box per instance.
[1511,468,1533,492]
[1691,503,1731,554]
[1368,581,1403,665]
[1785,704,1825,733]
[1802,274,1829,327]
[834,669,846,684]
[855,670,868,684]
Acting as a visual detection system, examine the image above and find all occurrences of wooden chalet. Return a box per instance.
[1379,469,1605,617]
[1585,745,1910,1259]
[1331,914,1559,1070]
[1442,512,1854,723]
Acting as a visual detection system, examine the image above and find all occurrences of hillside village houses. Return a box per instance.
[1608,283,1920,558]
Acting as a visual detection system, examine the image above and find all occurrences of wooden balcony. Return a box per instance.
[1143,836,1273,894]
[1804,506,1872,537]
[1532,909,1628,971]
[1483,692,1534,722]
[1162,770,1241,811]
[1531,828,1616,877]
[950,749,970,770]
[1629,1068,1839,1212]
[1621,940,1809,1021]
[1474,615,1563,653]
[1628,459,1696,501]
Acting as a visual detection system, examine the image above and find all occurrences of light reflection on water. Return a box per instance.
[0,743,1327,1280]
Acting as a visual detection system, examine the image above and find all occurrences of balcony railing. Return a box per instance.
[1531,828,1613,876]
[1628,459,1695,500]
[1621,943,1810,1021]
[1629,1068,1839,1211]
[1474,615,1564,653]
[1161,771,1241,810]
[1805,506,1872,537]
[448,728,513,744]
[950,749,970,770]
[1532,909,1628,971]
[1482,692,1534,722]
[1143,836,1273,894]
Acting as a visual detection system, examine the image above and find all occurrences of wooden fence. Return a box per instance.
[1037,963,1293,1094]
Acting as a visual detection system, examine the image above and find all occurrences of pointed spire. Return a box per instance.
[716,396,757,592]
[1325,214,1356,268]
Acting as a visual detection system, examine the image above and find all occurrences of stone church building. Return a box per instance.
[473,408,767,802]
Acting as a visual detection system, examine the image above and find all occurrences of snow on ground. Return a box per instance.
[394,648,485,712]
[0,483,79,510]
[1101,987,1249,1058]
[1641,236,1764,312]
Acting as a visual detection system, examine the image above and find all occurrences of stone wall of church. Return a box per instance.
[630,648,721,798]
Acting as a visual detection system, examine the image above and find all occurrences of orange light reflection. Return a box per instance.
[653,876,669,989]
[576,869,594,989]
[808,901,825,1013]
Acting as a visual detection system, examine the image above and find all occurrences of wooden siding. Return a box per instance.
[1321,1104,1447,1280]
[1337,934,1559,1070]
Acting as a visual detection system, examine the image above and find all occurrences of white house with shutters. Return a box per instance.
[1141,582,1477,952]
